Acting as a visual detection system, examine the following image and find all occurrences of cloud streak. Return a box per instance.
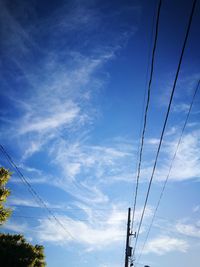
[5,204,154,250]
[141,129,200,182]
[143,235,189,255]
[19,104,80,135]
[176,222,200,238]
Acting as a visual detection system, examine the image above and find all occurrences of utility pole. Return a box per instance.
[125,208,132,267]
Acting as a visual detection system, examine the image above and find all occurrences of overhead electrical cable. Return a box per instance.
[130,0,160,210]
[0,144,76,241]
[11,214,127,222]
[131,0,162,230]
[136,79,200,264]
[133,0,198,255]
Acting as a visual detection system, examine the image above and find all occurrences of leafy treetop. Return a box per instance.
[0,167,12,224]
[0,233,46,267]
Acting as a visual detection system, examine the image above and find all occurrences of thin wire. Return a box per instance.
[131,0,162,230]
[0,144,76,241]
[11,214,127,222]
[9,205,127,211]
[133,0,197,254]
[131,0,159,213]
[136,79,200,263]
[131,0,158,212]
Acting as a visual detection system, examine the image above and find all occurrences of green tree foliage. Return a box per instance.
[0,167,12,224]
[0,233,46,267]
[0,167,46,266]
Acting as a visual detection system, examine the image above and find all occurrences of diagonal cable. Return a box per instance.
[136,79,200,263]
[0,144,76,241]
[131,0,162,230]
[133,0,198,254]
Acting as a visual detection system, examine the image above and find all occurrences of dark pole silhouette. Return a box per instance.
[125,208,132,267]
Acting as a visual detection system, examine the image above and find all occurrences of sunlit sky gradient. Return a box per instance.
[0,0,200,266]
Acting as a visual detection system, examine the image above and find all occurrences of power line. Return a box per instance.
[131,0,162,230]
[8,205,127,211]
[130,0,159,208]
[11,214,127,222]
[133,0,198,255]
[136,79,200,263]
[0,144,76,241]
[131,0,160,211]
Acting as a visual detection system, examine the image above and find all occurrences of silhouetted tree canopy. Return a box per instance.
[0,233,46,267]
[0,167,46,266]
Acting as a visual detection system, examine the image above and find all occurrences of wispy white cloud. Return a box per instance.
[34,204,153,248]
[2,202,153,251]
[176,222,200,238]
[155,73,200,109]
[143,235,189,255]
[0,0,138,161]
[165,126,179,136]
[146,138,160,145]
[19,105,80,135]
[51,140,134,179]
[141,129,200,182]
[3,51,113,161]
[4,205,127,248]
[193,205,200,213]
[45,138,137,204]
[3,221,28,234]
[0,0,140,231]
[169,131,200,181]
[7,196,66,210]
[172,103,190,113]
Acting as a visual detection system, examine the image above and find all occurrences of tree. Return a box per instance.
[0,167,46,266]
[0,233,46,267]
[0,167,12,224]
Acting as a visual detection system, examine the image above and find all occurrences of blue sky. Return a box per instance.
[0,0,200,266]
